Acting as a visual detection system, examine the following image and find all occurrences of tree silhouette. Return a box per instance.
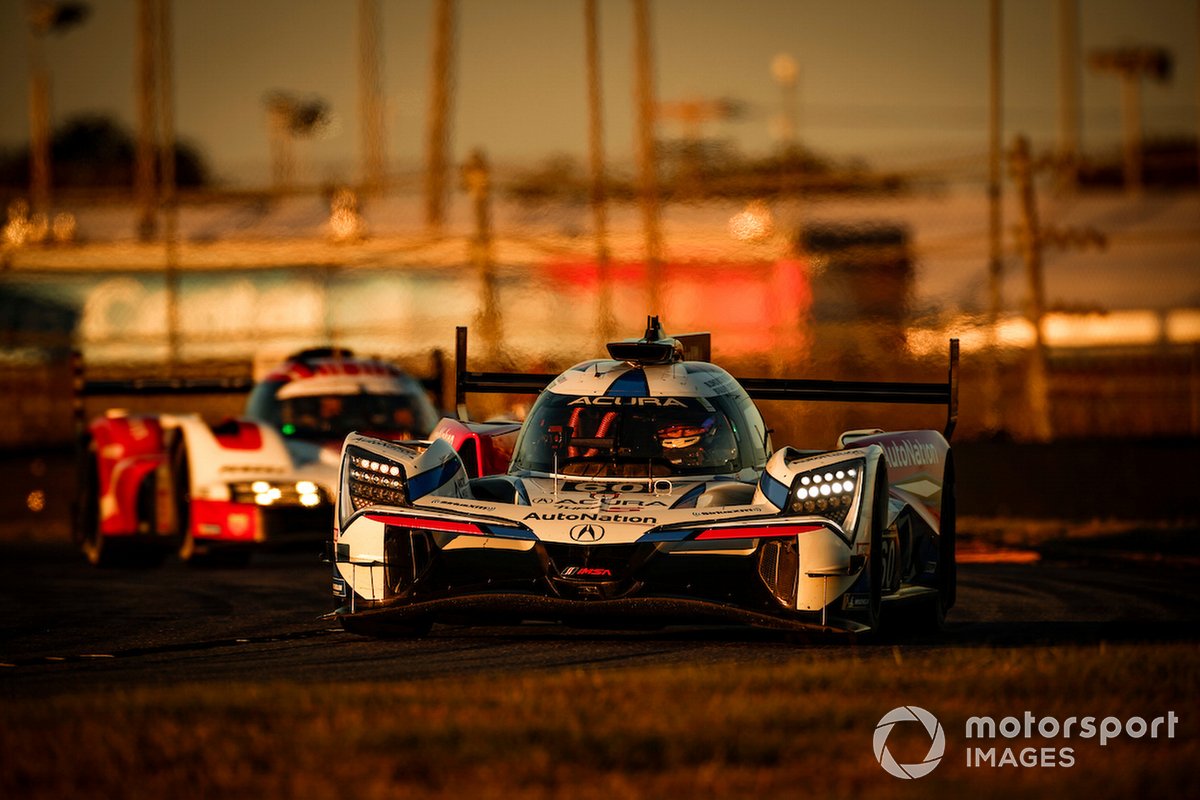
[0,113,209,190]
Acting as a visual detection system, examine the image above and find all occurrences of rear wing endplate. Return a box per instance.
[453,327,960,439]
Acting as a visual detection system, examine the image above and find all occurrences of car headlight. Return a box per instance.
[230,480,328,507]
[346,446,408,511]
[788,458,863,527]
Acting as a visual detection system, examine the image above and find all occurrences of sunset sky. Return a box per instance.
[1,0,1197,187]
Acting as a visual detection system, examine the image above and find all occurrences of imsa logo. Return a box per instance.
[561,566,613,578]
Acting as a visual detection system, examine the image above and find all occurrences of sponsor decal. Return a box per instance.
[569,523,605,542]
[523,512,658,524]
[567,482,649,493]
[883,439,940,468]
[561,566,613,577]
[566,396,687,407]
[427,497,497,512]
[873,707,1180,777]
[880,536,900,592]
[534,497,667,509]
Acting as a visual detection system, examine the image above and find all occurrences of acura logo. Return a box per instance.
[569,523,605,542]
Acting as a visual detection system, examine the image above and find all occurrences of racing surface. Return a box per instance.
[3,537,1197,696]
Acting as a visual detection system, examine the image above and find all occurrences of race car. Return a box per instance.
[74,348,441,566]
[330,319,957,637]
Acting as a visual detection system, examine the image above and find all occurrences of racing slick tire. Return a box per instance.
[884,456,956,637]
[844,469,886,635]
[915,452,956,632]
[939,453,957,614]
[74,436,165,568]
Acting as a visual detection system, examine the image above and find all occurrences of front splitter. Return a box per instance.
[335,592,869,635]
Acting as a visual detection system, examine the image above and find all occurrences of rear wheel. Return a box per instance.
[75,437,112,566]
[936,453,957,614]
[865,473,885,632]
[170,435,200,564]
[75,436,163,568]
[886,457,955,637]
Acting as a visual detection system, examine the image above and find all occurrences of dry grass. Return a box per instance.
[2,643,1196,799]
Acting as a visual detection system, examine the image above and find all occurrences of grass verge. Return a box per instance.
[2,642,1196,799]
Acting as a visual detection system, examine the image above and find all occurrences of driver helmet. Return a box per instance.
[657,421,711,450]
[656,416,718,464]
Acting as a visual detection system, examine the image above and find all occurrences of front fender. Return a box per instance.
[754,445,885,548]
[337,433,469,530]
[165,415,295,502]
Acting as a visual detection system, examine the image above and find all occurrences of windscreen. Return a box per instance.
[246,379,439,441]
[510,393,762,478]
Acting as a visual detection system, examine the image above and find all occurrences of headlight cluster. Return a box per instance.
[347,447,408,511]
[788,459,863,527]
[231,480,326,508]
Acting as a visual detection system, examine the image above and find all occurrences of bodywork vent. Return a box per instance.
[758,540,799,608]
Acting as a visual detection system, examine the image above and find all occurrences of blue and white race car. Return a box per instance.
[330,319,957,637]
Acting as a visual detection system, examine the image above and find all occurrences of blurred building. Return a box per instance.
[798,222,913,363]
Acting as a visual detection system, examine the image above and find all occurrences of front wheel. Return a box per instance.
[171,436,252,568]
[846,469,886,634]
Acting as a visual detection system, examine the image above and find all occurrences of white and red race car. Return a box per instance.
[74,348,440,566]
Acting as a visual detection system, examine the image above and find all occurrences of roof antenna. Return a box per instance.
[643,315,664,342]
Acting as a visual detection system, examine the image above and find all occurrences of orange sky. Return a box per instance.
[1,0,1197,186]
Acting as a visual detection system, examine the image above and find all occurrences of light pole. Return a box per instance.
[1088,46,1173,194]
[584,0,613,343]
[632,0,662,310]
[264,92,330,194]
[770,53,798,152]
[25,1,89,223]
[135,0,158,240]
[424,0,455,231]
[984,0,1005,434]
[1056,0,1080,193]
[770,52,800,236]
[358,0,386,195]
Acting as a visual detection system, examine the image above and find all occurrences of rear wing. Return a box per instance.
[69,351,254,438]
[70,349,449,435]
[453,327,960,439]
